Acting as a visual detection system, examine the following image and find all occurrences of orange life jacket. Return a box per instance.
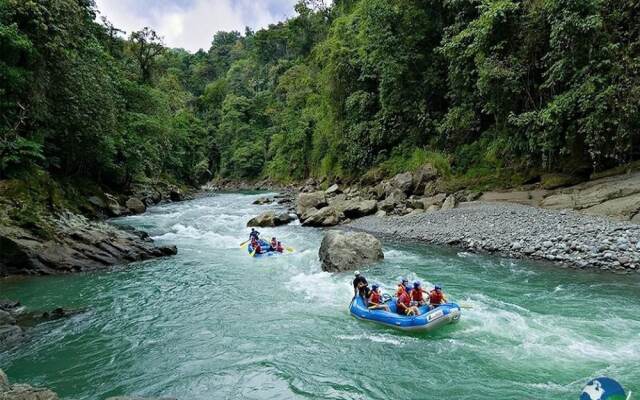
[429,290,444,305]
[397,292,411,309]
[369,291,381,305]
[411,289,424,302]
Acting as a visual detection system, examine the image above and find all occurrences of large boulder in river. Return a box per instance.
[246,211,294,227]
[0,369,59,399]
[296,191,328,215]
[319,231,384,272]
[125,197,146,214]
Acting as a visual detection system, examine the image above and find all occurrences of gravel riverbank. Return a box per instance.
[347,202,640,272]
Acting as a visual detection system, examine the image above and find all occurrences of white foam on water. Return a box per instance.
[151,223,242,248]
[287,271,352,306]
[335,334,405,346]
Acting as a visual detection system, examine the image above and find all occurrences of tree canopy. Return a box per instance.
[1,0,638,187]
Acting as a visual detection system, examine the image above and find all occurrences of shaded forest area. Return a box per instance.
[2,0,639,191]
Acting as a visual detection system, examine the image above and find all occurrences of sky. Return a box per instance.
[94,0,299,52]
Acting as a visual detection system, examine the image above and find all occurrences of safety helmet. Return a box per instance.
[354,271,360,276]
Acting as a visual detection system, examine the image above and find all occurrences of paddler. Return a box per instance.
[352,271,368,297]
[428,284,447,309]
[367,284,390,311]
[396,285,420,316]
[249,228,260,241]
[410,281,427,306]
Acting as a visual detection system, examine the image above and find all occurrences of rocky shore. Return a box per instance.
[348,202,640,272]
[0,177,195,276]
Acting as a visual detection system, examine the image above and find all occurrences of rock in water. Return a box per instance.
[125,197,146,214]
[252,197,273,205]
[0,369,59,400]
[319,231,384,272]
[247,211,294,227]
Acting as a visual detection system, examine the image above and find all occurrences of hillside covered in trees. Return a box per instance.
[2,0,639,191]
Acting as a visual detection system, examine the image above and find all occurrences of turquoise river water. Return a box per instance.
[1,193,639,399]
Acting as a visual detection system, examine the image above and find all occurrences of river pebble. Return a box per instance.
[348,202,640,272]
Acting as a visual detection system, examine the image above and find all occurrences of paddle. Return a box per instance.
[286,246,295,253]
[250,248,257,257]
[239,239,249,248]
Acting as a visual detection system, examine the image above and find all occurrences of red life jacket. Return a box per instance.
[411,289,424,302]
[254,243,262,253]
[271,240,277,248]
[396,284,406,297]
[369,291,381,304]
[397,292,411,309]
[276,244,284,253]
[429,290,444,305]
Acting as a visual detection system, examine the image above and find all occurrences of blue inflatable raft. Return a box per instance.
[349,296,461,332]
[248,239,280,257]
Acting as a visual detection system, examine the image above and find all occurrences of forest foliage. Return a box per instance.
[1,0,639,188]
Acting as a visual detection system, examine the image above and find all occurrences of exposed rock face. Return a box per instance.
[390,172,414,194]
[169,188,183,202]
[246,211,294,227]
[419,193,447,209]
[0,212,177,276]
[319,231,384,272]
[332,199,377,219]
[125,197,146,214]
[541,171,640,221]
[441,194,458,210]
[0,306,23,343]
[296,191,328,215]
[378,189,407,212]
[0,369,59,400]
[325,184,341,195]
[412,164,438,194]
[301,206,343,227]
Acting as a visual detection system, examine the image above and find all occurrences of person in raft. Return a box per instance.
[249,228,260,241]
[367,284,390,311]
[429,284,447,309]
[270,237,277,251]
[396,277,410,297]
[410,281,427,306]
[353,271,368,297]
[396,284,420,316]
[276,241,284,253]
[250,237,263,254]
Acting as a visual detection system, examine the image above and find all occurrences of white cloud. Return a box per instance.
[95,0,298,52]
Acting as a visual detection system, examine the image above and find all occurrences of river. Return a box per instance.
[1,192,639,399]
